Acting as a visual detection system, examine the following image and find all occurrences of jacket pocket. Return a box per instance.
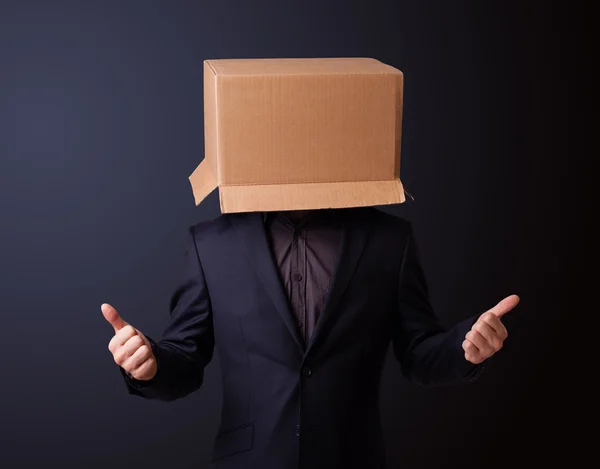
[212,423,254,462]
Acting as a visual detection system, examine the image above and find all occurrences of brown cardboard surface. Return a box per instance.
[220,180,404,213]
[189,57,406,213]
[188,159,217,206]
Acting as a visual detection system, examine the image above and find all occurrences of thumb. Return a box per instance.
[487,294,520,319]
[101,303,128,331]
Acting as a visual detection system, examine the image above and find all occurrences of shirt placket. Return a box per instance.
[291,227,307,342]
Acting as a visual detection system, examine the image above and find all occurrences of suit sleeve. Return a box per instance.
[121,225,215,401]
[392,222,484,386]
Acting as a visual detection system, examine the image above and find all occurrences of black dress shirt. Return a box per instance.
[263,209,342,345]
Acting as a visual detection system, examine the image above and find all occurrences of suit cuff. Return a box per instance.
[120,367,156,388]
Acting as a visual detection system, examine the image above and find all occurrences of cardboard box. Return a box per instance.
[189,57,406,213]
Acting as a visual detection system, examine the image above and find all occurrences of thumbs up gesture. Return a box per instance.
[102,303,157,381]
[462,295,520,365]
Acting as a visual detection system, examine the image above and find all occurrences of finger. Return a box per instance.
[480,312,508,340]
[122,344,152,372]
[113,333,144,365]
[108,325,137,353]
[101,303,128,331]
[121,334,145,358]
[487,294,520,319]
[462,340,483,364]
[473,318,502,349]
[465,330,493,355]
[132,328,150,348]
[131,357,155,381]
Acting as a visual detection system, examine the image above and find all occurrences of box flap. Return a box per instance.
[219,179,405,213]
[188,159,218,206]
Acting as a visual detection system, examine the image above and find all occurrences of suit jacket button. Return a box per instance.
[301,367,312,377]
[295,425,301,437]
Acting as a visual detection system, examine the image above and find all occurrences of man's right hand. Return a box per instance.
[102,303,157,381]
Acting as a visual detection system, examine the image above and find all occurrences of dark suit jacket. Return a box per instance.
[123,207,481,469]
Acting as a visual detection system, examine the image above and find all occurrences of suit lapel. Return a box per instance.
[305,208,372,356]
[229,212,304,351]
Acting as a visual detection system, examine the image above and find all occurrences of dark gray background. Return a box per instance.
[0,1,585,468]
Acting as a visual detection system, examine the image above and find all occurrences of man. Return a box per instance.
[103,207,519,469]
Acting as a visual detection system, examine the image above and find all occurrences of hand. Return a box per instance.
[462,295,520,365]
[102,303,157,381]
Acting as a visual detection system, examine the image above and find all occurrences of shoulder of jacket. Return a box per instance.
[189,213,232,238]
[350,206,412,233]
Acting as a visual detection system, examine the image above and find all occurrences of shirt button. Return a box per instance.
[293,273,303,281]
[301,366,312,377]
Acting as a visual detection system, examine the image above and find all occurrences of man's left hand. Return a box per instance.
[463,294,520,364]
